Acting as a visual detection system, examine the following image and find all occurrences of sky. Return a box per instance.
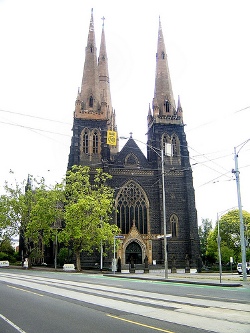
[0,0,249,225]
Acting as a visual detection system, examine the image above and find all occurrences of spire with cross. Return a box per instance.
[101,16,105,28]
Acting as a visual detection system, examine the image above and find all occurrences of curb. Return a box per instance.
[104,274,243,287]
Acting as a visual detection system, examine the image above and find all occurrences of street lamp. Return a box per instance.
[100,217,103,271]
[216,207,236,283]
[120,136,169,279]
[216,212,222,284]
[232,138,249,282]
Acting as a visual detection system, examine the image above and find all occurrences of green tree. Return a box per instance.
[0,175,64,266]
[59,165,119,271]
[0,235,16,262]
[0,178,26,240]
[25,180,65,264]
[206,209,250,265]
[198,218,212,265]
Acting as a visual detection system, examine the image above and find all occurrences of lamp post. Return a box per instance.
[216,212,222,284]
[55,228,58,270]
[216,207,237,283]
[120,136,169,279]
[232,139,249,282]
[161,148,168,279]
[100,217,103,271]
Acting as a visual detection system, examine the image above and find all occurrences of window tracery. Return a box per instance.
[125,153,138,167]
[80,128,101,156]
[116,181,149,235]
[162,133,180,162]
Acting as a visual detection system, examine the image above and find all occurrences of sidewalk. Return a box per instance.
[105,271,250,287]
[5,265,250,287]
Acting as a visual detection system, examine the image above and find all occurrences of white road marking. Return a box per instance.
[0,272,249,333]
[0,313,27,333]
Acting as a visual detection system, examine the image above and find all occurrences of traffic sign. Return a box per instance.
[157,234,172,239]
[115,235,125,239]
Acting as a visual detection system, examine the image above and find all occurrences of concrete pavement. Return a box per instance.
[105,271,250,287]
[4,265,250,287]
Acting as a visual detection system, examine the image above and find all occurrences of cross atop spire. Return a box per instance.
[101,16,105,28]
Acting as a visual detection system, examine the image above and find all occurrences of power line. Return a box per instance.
[186,105,250,132]
[0,108,71,125]
[0,120,71,137]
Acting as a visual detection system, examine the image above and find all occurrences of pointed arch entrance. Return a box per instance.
[125,241,142,264]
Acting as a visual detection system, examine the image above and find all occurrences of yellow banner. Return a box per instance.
[107,130,117,146]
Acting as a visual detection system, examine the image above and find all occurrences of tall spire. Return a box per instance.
[98,17,112,120]
[153,16,176,118]
[75,8,102,119]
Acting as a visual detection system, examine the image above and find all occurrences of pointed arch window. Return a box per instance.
[83,130,89,154]
[164,100,170,113]
[170,214,178,238]
[161,51,165,59]
[116,181,149,235]
[89,96,93,107]
[93,131,98,154]
[171,135,178,157]
[162,134,171,157]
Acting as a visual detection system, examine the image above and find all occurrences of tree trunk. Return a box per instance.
[75,250,81,271]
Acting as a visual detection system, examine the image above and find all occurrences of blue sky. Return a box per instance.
[0,0,249,224]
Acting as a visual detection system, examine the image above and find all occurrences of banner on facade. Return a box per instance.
[107,130,117,146]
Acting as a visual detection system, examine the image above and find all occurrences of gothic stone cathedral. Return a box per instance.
[68,10,200,271]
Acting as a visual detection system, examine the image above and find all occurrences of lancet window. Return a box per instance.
[83,130,89,154]
[162,133,180,161]
[164,100,170,113]
[93,131,98,154]
[170,214,178,238]
[89,96,93,107]
[80,128,101,156]
[172,135,178,157]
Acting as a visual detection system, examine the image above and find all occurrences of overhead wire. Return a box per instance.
[0,120,71,137]
[0,108,71,125]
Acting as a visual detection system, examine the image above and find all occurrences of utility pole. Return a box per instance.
[232,144,248,281]
[161,148,168,279]
[217,213,222,283]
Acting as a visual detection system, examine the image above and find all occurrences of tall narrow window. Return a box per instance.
[162,134,171,156]
[164,100,170,113]
[83,131,89,154]
[172,135,178,157]
[170,214,178,238]
[89,96,93,107]
[93,131,98,154]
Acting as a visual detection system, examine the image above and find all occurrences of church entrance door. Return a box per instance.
[125,241,142,265]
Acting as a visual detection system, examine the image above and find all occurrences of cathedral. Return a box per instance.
[68,9,200,271]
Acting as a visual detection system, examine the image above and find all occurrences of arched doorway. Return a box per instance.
[125,241,142,265]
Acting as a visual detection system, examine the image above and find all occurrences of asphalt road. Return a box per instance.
[0,269,249,333]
